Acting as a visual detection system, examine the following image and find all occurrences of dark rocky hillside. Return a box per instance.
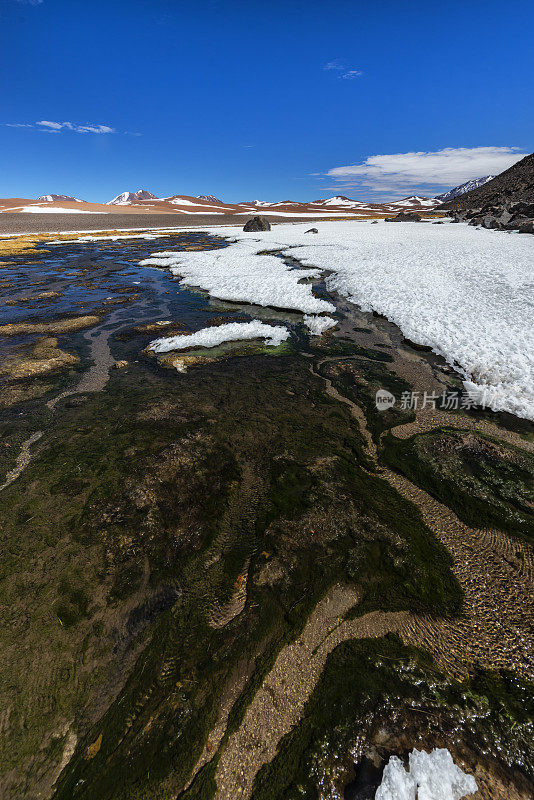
[439,152,534,233]
[439,152,534,211]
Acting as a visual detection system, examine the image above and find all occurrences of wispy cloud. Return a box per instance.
[323,60,363,79]
[37,120,115,134]
[4,120,116,134]
[324,146,528,198]
[16,0,44,5]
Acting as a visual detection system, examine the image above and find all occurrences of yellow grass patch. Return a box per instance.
[0,314,100,336]
[0,337,79,379]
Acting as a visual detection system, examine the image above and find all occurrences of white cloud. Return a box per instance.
[325,147,528,197]
[37,120,63,129]
[5,120,116,134]
[36,121,115,134]
[323,60,363,79]
[16,0,44,5]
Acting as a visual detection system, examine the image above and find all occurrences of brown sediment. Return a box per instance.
[0,430,43,492]
[208,563,249,629]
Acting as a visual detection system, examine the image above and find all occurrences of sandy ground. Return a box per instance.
[0,213,343,235]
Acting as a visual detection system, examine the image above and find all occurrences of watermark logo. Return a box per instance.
[375,388,489,412]
[375,389,396,411]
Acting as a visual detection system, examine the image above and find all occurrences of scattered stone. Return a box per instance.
[243,216,271,232]
[113,360,128,369]
[305,228,319,234]
[518,220,534,234]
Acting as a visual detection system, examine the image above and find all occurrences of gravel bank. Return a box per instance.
[0,212,342,235]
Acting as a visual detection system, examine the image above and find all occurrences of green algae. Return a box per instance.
[29,354,459,800]
[319,356,416,441]
[251,636,534,800]
[382,427,534,539]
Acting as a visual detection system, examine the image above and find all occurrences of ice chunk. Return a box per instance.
[409,748,478,800]
[148,320,289,353]
[375,755,415,800]
[375,748,477,800]
[303,315,337,335]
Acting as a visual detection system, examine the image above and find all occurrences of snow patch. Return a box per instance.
[16,206,103,214]
[148,321,289,353]
[139,242,335,315]
[376,748,477,800]
[140,220,534,420]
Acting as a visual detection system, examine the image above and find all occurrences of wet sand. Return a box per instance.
[0,212,345,235]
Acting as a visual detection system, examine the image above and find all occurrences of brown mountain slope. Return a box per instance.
[439,152,534,210]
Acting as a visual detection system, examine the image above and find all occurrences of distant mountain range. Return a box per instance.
[434,176,495,203]
[4,165,531,217]
[0,190,442,217]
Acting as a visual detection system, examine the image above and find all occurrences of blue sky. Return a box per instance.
[1,0,533,202]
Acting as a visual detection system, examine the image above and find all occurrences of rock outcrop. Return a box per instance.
[449,200,534,233]
[438,152,534,234]
[243,216,271,232]
[385,211,422,222]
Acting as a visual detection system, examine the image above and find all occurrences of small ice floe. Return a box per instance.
[303,314,337,336]
[375,748,477,800]
[148,320,289,353]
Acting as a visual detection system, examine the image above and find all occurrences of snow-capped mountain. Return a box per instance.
[313,196,367,207]
[36,194,83,202]
[107,189,159,205]
[435,177,495,203]
[388,196,439,208]
[196,195,221,202]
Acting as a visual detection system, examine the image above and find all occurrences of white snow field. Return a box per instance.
[140,242,335,315]
[140,220,534,420]
[14,206,103,214]
[148,320,289,353]
[375,748,477,800]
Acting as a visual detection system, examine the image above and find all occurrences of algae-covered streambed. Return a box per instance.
[0,230,532,800]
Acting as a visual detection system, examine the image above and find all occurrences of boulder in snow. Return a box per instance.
[385,211,422,222]
[243,216,271,232]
